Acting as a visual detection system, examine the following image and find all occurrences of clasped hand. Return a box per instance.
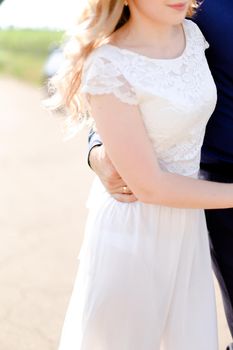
[89,145,137,203]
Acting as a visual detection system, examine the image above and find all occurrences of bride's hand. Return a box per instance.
[89,145,138,203]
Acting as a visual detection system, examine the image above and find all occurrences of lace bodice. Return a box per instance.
[81,20,217,177]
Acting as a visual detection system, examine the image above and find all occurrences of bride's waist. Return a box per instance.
[158,159,200,178]
[86,169,200,211]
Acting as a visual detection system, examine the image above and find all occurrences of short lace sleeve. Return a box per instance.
[204,38,209,50]
[189,20,209,50]
[202,32,209,50]
[80,48,138,106]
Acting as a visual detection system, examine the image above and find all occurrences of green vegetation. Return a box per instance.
[0,28,65,85]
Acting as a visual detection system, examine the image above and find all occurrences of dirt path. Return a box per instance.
[0,77,231,349]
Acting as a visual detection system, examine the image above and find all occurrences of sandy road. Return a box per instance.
[0,77,231,349]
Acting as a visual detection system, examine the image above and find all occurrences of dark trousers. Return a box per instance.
[200,163,233,338]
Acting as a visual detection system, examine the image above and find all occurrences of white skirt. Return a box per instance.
[58,177,218,350]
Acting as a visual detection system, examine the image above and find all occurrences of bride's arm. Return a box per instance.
[89,93,233,209]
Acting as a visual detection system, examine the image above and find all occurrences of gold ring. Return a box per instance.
[122,186,128,193]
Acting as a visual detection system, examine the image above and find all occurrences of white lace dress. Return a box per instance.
[58,20,219,350]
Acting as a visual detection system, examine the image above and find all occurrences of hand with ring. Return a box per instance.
[122,185,132,194]
[89,145,137,203]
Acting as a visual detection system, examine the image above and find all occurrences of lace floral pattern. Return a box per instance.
[80,20,217,177]
[81,57,138,105]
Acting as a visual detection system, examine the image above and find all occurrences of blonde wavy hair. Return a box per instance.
[49,0,199,130]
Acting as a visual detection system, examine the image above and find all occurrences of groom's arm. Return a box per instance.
[87,129,103,168]
[87,129,137,203]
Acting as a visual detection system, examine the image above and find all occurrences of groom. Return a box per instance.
[87,1,233,349]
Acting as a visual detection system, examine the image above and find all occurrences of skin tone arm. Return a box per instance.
[89,93,233,209]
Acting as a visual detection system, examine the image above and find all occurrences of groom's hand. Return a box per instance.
[89,145,137,203]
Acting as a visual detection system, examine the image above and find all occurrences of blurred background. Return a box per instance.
[0,0,231,349]
[0,1,93,349]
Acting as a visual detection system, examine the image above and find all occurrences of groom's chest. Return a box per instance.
[193,0,233,66]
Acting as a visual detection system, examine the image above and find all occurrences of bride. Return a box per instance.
[48,1,233,349]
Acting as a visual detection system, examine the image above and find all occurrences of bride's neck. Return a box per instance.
[112,16,181,49]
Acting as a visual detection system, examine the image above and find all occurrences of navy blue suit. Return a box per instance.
[194,0,233,337]
[88,0,233,339]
